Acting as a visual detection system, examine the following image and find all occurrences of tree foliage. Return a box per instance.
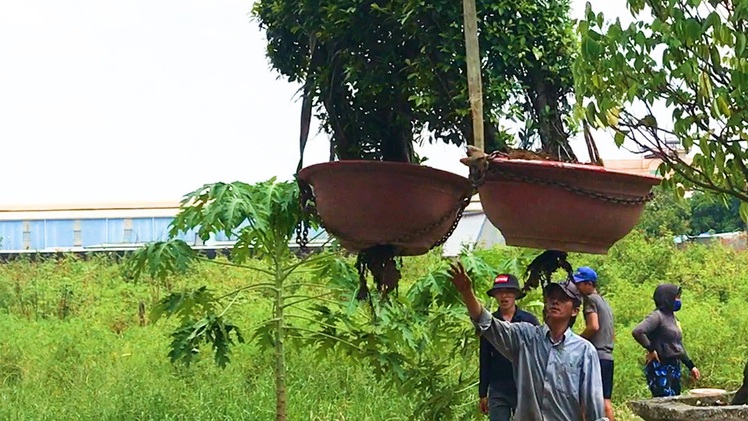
[253,0,579,161]
[635,186,692,237]
[575,0,748,214]
[690,191,745,234]
[634,187,745,237]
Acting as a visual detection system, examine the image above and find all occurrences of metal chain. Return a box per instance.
[397,189,472,248]
[487,165,654,205]
[429,192,472,248]
[295,178,316,250]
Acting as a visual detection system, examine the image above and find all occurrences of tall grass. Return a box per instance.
[1,233,747,420]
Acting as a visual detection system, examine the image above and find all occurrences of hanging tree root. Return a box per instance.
[521,250,574,294]
[355,245,401,301]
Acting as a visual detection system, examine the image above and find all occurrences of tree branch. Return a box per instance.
[216,283,279,301]
[199,257,275,277]
[281,291,339,309]
[283,325,364,351]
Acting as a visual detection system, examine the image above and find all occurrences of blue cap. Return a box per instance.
[572,266,598,283]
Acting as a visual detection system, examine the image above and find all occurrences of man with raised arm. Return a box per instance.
[448,262,608,421]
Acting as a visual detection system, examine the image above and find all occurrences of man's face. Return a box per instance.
[543,287,579,323]
[493,290,517,311]
[575,281,595,296]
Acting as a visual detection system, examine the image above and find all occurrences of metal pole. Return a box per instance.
[462,0,484,152]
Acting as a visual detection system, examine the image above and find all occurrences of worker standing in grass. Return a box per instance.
[448,262,608,421]
[573,266,616,421]
[479,273,540,421]
[632,284,701,397]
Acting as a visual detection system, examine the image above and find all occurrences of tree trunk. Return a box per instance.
[529,75,576,162]
[462,116,504,152]
[274,263,287,421]
[381,135,412,162]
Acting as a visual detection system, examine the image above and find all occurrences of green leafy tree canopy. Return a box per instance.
[574,0,748,218]
[253,0,579,161]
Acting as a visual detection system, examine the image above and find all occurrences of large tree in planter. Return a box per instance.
[253,0,579,162]
[574,0,748,218]
[125,179,360,421]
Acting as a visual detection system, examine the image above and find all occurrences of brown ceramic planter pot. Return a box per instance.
[298,161,472,256]
[478,157,661,254]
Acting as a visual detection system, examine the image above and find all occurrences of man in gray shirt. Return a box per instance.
[573,266,615,421]
[448,262,608,421]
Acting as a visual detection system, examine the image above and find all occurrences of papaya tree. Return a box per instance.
[574,0,748,217]
[124,179,359,421]
[124,177,559,419]
[300,247,544,420]
[253,0,580,162]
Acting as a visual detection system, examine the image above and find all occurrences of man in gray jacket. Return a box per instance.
[448,262,608,421]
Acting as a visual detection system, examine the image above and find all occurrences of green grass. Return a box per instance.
[1,233,747,420]
[0,255,413,421]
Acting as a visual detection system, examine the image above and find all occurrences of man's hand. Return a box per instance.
[479,397,489,415]
[447,261,483,320]
[646,350,659,364]
[691,367,701,380]
[448,262,472,293]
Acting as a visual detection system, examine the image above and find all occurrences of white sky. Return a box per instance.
[0,0,637,205]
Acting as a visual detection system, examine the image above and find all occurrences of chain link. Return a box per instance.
[295,178,316,250]
[395,188,472,248]
[486,165,654,205]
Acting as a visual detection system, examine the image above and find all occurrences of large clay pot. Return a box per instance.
[298,161,472,256]
[478,157,661,254]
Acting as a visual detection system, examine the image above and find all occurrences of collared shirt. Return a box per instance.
[479,307,540,398]
[473,307,608,421]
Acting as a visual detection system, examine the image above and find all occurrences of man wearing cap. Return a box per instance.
[573,266,616,421]
[479,273,540,421]
[448,262,607,421]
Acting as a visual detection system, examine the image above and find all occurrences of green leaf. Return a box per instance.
[150,286,217,323]
[614,130,626,146]
[683,18,702,43]
[123,239,197,282]
[736,32,747,56]
[739,202,748,223]
[166,313,245,369]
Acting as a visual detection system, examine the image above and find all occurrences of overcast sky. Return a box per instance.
[0,0,637,205]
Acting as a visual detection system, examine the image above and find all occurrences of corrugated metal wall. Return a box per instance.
[0,217,193,251]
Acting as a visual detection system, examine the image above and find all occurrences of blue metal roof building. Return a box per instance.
[0,198,502,256]
[0,202,222,252]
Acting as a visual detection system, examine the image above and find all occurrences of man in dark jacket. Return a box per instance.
[479,273,540,421]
